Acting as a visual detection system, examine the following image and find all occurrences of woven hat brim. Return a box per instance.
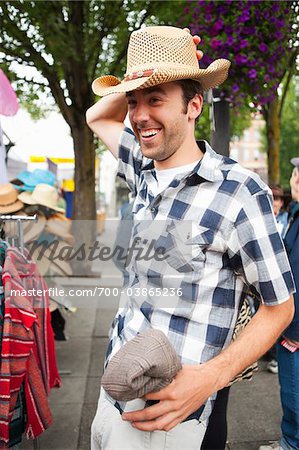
[18,191,65,213]
[92,59,231,97]
[0,200,24,214]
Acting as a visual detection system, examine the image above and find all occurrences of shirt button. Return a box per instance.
[151,207,156,212]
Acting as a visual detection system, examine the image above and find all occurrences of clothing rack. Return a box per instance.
[0,214,40,450]
[0,214,38,253]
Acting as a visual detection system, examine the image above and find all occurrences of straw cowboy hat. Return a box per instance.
[92,26,231,97]
[0,183,24,214]
[18,184,65,213]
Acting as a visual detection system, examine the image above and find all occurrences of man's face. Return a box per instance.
[290,167,299,202]
[126,82,201,165]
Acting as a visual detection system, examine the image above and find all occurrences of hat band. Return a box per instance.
[0,199,19,207]
[124,68,156,82]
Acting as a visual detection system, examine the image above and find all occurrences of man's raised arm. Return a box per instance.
[86,93,127,159]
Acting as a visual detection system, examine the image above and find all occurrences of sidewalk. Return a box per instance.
[22,220,282,450]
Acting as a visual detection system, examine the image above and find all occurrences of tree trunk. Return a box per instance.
[265,93,280,184]
[211,89,230,157]
[70,122,97,275]
[71,123,96,220]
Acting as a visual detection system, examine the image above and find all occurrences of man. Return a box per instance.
[87,26,294,450]
[260,159,299,450]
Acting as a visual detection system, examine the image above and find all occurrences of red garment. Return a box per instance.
[0,248,61,446]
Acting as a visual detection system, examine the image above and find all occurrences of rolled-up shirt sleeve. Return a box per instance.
[227,189,295,305]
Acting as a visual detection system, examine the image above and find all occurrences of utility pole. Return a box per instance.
[210,89,230,157]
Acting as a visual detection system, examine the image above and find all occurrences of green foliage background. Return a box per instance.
[280,76,299,188]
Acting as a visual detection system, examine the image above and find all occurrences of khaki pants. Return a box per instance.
[91,390,207,450]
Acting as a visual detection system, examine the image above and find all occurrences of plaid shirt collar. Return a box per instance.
[141,140,225,185]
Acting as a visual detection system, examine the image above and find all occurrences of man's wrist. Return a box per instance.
[195,357,232,393]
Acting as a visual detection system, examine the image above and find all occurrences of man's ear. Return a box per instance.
[187,94,203,121]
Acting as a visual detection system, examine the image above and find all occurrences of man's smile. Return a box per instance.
[138,128,162,142]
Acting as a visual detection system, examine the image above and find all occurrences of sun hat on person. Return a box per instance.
[0,183,24,214]
[18,184,65,213]
[92,26,231,97]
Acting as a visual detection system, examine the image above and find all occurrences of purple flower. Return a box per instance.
[225,25,233,35]
[184,7,190,14]
[235,54,249,65]
[259,43,268,52]
[247,59,256,67]
[232,84,240,93]
[272,3,280,13]
[210,38,223,50]
[242,26,255,35]
[239,39,248,49]
[226,36,234,46]
[275,30,284,40]
[264,74,271,83]
[214,19,224,32]
[263,10,270,20]
[237,10,250,24]
[248,69,257,79]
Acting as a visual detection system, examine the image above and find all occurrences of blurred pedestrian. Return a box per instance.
[266,184,288,374]
[259,158,299,450]
[270,184,288,237]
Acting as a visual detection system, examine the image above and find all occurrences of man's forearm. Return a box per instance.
[86,93,127,158]
[86,93,127,125]
[203,297,294,390]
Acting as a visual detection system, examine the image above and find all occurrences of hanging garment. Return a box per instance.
[0,241,25,448]
[0,247,61,445]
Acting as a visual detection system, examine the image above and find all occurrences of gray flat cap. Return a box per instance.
[101,329,182,401]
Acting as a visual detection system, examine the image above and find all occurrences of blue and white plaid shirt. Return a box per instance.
[105,127,295,421]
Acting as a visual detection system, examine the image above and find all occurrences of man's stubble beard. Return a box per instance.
[140,116,187,163]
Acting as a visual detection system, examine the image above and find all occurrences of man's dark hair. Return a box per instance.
[176,79,204,122]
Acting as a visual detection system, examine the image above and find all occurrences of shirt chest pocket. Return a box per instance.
[164,222,223,273]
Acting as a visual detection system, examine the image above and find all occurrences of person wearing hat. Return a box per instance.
[87,26,295,450]
[260,159,299,450]
[264,184,288,376]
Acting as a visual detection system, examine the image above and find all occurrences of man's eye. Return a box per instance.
[150,97,161,104]
[127,100,136,107]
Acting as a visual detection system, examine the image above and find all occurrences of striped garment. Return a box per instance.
[0,247,61,445]
[105,127,295,421]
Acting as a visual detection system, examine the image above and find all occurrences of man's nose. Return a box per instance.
[132,104,149,124]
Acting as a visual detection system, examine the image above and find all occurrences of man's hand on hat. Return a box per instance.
[121,363,216,432]
[184,28,203,61]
